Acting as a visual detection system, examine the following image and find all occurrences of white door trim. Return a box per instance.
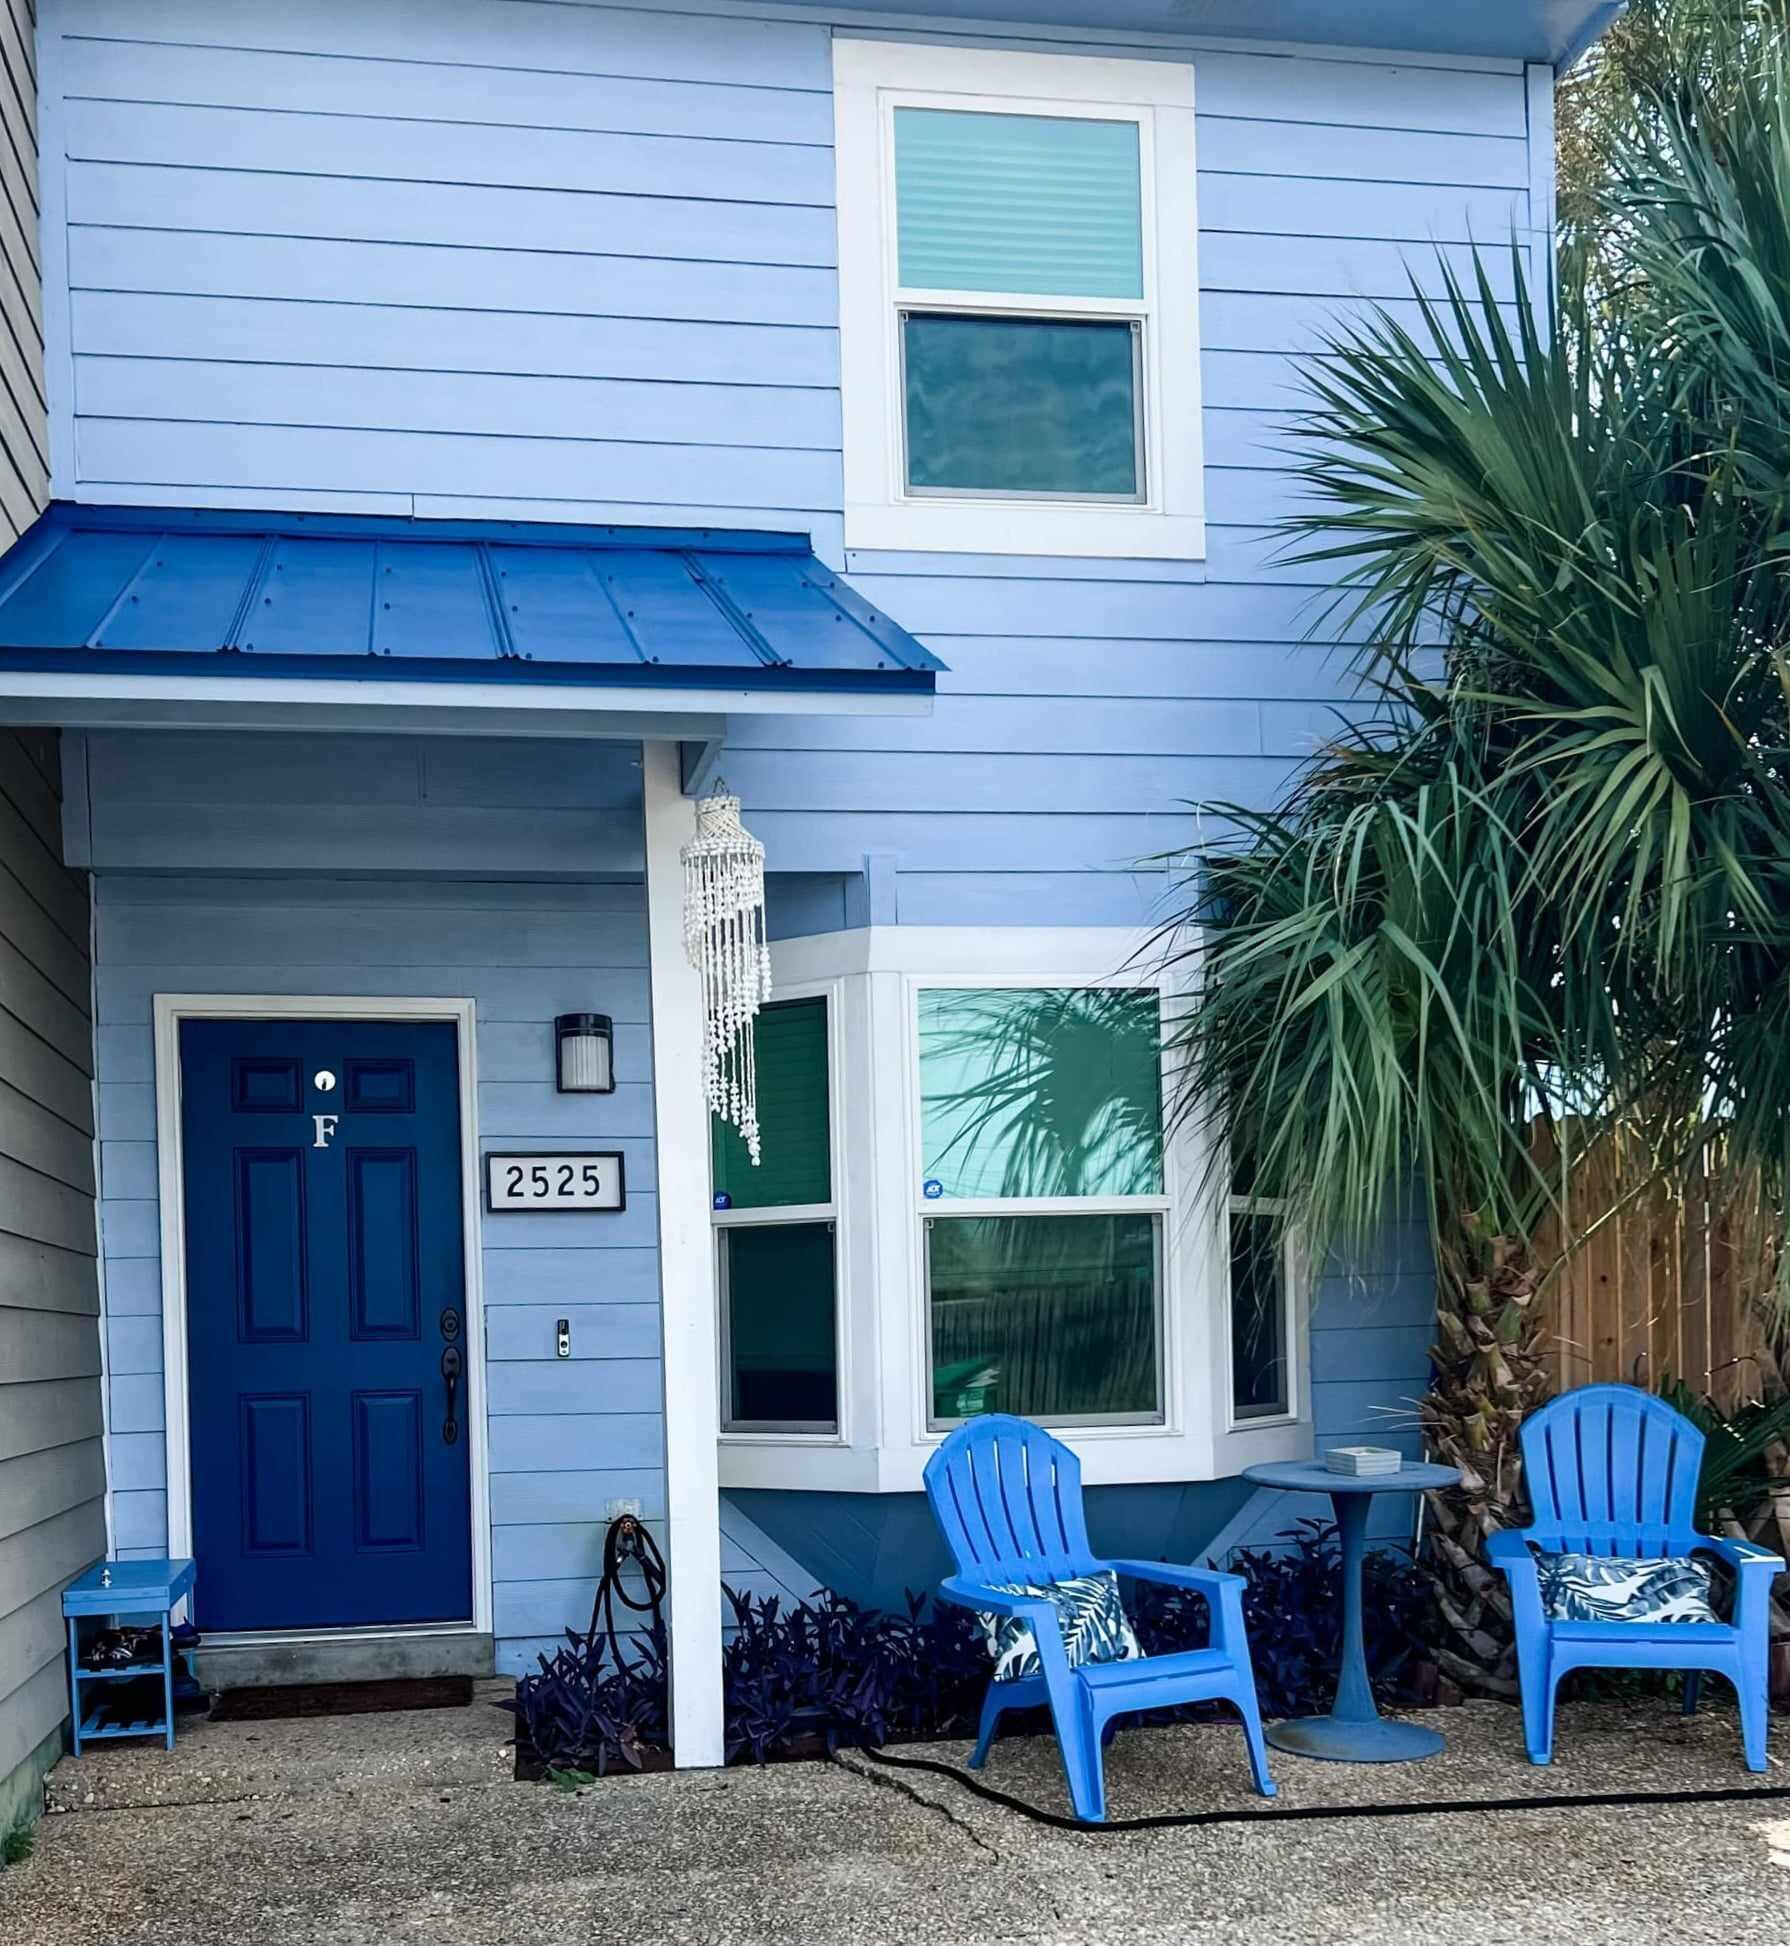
[151,993,493,1638]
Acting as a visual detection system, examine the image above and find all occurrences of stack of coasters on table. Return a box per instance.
[1324,1446,1404,1477]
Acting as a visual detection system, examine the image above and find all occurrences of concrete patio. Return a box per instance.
[2,1683,1789,1944]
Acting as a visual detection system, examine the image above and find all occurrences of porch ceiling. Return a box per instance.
[0,504,943,707]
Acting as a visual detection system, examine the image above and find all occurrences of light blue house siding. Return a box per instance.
[41,0,1502,1627]
[39,0,1543,925]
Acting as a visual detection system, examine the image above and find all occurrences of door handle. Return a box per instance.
[440,1343,463,1446]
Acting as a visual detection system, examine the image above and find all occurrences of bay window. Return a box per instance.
[714,927,1311,1494]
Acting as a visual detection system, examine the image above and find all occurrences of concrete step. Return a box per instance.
[194,1628,494,1692]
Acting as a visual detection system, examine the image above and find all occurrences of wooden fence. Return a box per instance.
[1534,1128,1781,1410]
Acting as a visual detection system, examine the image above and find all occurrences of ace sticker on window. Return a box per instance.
[486,1152,626,1212]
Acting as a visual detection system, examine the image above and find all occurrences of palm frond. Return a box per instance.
[1162,49,1790,1296]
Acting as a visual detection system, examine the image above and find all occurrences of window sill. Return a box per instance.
[718,1418,1314,1494]
[719,1438,885,1494]
[844,499,1207,561]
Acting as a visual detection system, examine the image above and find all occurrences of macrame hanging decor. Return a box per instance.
[682,789,773,1164]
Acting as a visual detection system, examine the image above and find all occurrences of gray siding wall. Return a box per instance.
[0,726,103,1808]
[0,0,45,541]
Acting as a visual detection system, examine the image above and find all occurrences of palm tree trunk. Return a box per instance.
[1418,1218,1553,1697]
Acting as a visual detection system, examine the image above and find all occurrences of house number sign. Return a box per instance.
[485,1151,626,1213]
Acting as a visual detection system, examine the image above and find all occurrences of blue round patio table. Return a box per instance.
[1241,1459,1462,1763]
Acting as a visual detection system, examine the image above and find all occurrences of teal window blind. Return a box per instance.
[903,313,1141,499]
[711,996,830,1209]
[918,987,1164,1200]
[894,107,1144,300]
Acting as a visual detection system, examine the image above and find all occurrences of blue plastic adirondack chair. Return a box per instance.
[1488,1382,1784,1770]
[923,1413,1275,1822]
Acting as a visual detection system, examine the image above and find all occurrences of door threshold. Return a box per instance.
[193,1624,495,1690]
[201,1621,478,1649]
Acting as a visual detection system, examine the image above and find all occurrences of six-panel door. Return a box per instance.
[181,1019,473,1631]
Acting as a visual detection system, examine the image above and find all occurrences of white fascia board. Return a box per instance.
[0,673,933,736]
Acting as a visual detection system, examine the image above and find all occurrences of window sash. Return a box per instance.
[892,104,1146,302]
[923,1209,1166,1430]
[1227,1196,1298,1426]
[897,310,1148,505]
[711,994,832,1212]
[883,91,1159,310]
[718,1217,840,1435]
[914,982,1167,1202]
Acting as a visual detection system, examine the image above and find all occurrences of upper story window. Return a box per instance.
[834,41,1205,560]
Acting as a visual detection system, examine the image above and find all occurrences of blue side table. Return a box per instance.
[63,1558,196,1753]
[1242,1460,1461,1762]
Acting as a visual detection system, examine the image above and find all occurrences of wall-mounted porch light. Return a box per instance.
[555,1013,615,1094]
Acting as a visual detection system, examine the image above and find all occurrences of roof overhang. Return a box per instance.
[0,504,942,748]
[0,670,928,736]
[797,0,1627,66]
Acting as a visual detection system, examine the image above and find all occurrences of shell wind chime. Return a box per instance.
[683,789,773,1163]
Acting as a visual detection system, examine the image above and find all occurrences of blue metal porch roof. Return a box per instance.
[0,505,943,697]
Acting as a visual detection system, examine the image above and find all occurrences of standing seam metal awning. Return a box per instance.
[0,505,944,698]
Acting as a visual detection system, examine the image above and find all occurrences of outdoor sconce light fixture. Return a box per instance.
[555,1013,615,1094]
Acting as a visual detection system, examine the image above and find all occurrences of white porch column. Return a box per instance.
[641,738,725,1767]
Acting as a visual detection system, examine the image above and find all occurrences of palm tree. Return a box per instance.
[1557,0,1789,245]
[1160,36,1790,1690]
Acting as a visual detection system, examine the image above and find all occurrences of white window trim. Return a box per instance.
[714,978,850,1443]
[716,927,1310,1495]
[833,38,1206,561]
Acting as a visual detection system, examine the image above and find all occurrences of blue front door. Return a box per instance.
[182,1019,473,1631]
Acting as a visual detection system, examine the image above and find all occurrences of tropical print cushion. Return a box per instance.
[979,1569,1144,1684]
[1533,1550,1719,1625]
